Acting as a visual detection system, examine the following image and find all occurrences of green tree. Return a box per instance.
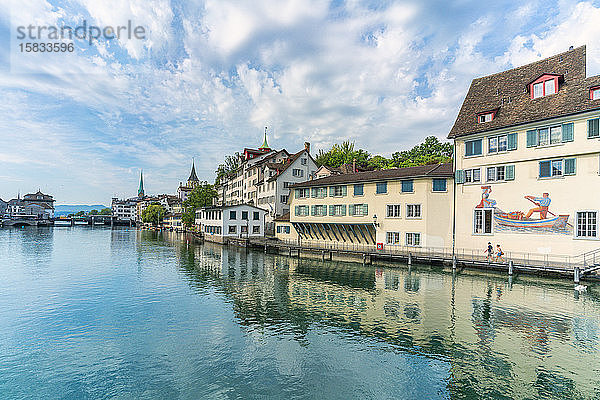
[142,204,166,226]
[315,141,371,169]
[99,208,112,215]
[89,209,99,215]
[388,136,453,168]
[182,182,218,227]
[367,155,392,170]
[215,153,241,184]
[75,211,85,217]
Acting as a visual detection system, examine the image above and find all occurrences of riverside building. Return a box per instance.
[195,204,267,243]
[276,163,454,249]
[450,45,600,258]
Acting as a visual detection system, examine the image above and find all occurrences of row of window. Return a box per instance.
[474,209,598,238]
[386,204,422,218]
[294,204,369,217]
[276,225,292,234]
[227,225,261,234]
[457,157,577,184]
[229,210,261,220]
[386,232,421,246]
[295,179,447,198]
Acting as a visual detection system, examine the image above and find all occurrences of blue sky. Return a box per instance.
[1,0,600,204]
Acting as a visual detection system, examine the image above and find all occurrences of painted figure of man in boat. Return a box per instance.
[477,187,571,234]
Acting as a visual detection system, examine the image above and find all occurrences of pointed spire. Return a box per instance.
[259,126,270,150]
[188,158,199,183]
[138,170,145,197]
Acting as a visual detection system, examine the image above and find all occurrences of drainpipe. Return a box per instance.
[452,140,457,261]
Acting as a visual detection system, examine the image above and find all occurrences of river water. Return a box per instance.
[0,227,599,399]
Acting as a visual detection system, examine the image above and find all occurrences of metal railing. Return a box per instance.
[270,238,586,272]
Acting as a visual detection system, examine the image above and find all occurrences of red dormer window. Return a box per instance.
[590,86,600,100]
[477,110,497,123]
[529,74,561,99]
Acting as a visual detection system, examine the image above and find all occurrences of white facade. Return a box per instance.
[111,197,138,221]
[196,204,268,243]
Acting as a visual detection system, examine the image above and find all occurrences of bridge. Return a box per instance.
[2,215,136,227]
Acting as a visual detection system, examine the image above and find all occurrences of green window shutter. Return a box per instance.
[455,170,465,184]
[311,188,316,198]
[329,186,334,196]
[341,205,346,216]
[505,165,515,180]
[342,186,347,196]
[295,206,299,216]
[329,205,334,216]
[363,204,368,215]
[348,204,354,216]
[562,123,574,142]
[565,158,576,175]
[507,133,518,150]
[311,205,316,215]
[526,130,538,147]
[588,119,600,138]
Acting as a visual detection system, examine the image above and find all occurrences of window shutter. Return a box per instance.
[348,204,354,216]
[311,188,316,198]
[341,205,346,216]
[342,185,347,196]
[311,205,316,216]
[565,158,576,175]
[455,170,465,184]
[507,133,518,150]
[505,165,515,180]
[562,123,574,142]
[539,161,551,178]
[329,186,334,196]
[329,205,334,216]
[363,204,368,215]
[295,206,299,216]
[526,130,538,147]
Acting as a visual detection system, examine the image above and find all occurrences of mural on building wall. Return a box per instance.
[476,186,572,234]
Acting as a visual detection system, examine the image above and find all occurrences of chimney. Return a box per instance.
[352,158,356,173]
[304,142,310,154]
[569,45,574,51]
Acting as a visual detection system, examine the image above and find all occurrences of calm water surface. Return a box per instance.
[0,228,599,399]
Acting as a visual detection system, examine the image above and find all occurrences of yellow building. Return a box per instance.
[276,163,454,250]
[450,46,600,260]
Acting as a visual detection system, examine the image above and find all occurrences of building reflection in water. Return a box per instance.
[143,232,600,399]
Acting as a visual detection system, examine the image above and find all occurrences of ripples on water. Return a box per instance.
[0,228,599,399]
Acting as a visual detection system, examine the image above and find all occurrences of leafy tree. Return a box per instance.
[367,155,392,170]
[388,136,453,168]
[315,141,370,169]
[75,211,85,217]
[99,208,112,215]
[215,152,241,184]
[142,204,166,226]
[182,182,218,227]
[89,209,99,215]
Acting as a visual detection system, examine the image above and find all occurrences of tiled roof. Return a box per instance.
[267,149,314,182]
[290,163,453,188]
[448,46,600,139]
[274,212,290,222]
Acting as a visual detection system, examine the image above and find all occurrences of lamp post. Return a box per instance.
[372,214,379,227]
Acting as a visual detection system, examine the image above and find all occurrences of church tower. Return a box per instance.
[187,159,200,188]
[138,170,145,197]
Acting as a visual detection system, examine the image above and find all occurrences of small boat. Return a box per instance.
[494,212,569,229]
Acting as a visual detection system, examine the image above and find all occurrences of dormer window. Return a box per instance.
[590,86,600,100]
[477,110,496,123]
[529,74,561,99]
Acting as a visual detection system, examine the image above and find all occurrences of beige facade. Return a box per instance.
[454,111,600,257]
[276,164,454,250]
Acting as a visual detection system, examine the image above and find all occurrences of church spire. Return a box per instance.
[138,170,145,197]
[187,158,199,184]
[259,126,270,151]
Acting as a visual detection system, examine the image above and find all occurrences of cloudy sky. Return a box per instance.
[1,0,600,205]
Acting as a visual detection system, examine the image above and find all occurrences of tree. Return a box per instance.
[215,152,241,184]
[367,155,392,170]
[388,136,453,168]
[89,209,99,215]
[182,182,218,227]
[142,204,166,226]
[75,211,85,217]
[99,208,112,215]
[315,141,371,169]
